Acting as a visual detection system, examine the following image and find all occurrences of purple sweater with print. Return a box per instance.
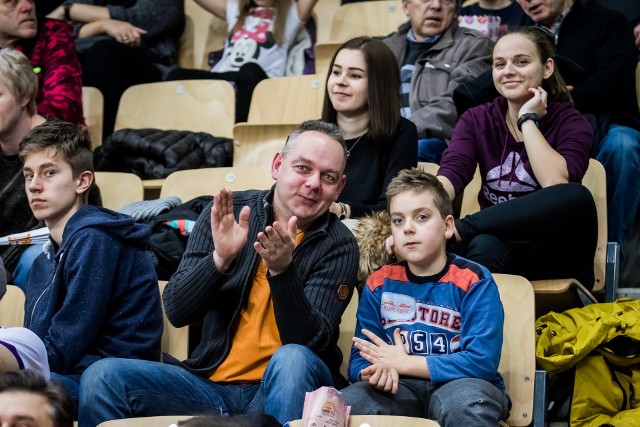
[438,96,592,209]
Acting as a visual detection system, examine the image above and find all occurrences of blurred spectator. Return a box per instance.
[384,0,493,163]
[518,0,640,266]
[459,0,532,39]
[48,0,185,140]
[0,0,84,124]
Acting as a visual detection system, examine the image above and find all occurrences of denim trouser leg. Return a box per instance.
[12,244,44,290]
[418,138,448,164]
[341,377,509,426]
[596,124,640,250]
[257,344,334,425]
[428,378,510,426]
[78,358,250,427]
[50,373,81,417]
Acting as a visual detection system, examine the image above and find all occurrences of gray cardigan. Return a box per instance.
[163,188,359,382]
[384,21,493,140]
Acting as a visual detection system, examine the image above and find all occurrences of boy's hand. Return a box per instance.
[354,328,409,372]
[360,363,399,394]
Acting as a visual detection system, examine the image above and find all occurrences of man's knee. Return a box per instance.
[80,358,128,392]
[270,344,313,366]
[597,125,640,162]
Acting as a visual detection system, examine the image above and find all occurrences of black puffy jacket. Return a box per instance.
[94,128,233,179]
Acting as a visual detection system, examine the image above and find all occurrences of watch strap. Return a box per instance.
[517,113,539,132]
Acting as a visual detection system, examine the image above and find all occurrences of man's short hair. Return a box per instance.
[0,370,73,427]
[19,119,94,178]
[0,48,38,116]
[386,168,453,218]
[282,120,348,169]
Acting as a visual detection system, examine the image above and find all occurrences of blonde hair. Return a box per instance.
[0,48,38,116]
[232,0,292,46]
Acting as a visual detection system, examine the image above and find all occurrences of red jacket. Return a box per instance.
[16,18,84,125]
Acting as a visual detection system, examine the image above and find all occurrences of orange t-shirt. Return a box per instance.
[211,232,304,382]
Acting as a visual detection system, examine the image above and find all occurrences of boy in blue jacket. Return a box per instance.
[19,120,163,406]
[340,168,510,425]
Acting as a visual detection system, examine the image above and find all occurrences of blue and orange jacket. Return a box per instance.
[349,253,505,389]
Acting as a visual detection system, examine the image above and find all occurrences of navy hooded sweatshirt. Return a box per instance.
[24,205,163,375]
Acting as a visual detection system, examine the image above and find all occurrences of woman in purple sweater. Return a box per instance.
[437,26,597,289]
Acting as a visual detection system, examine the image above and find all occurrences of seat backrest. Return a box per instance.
[160,167,274,201]
[114,80,235,138]
[184,0,228,70]
[493,274,536,426]
[580,159,607,292]
[247,75,325,124]
[82,86,104,150]
[337,287,359,379]
[417,161,439,175]
[232,123,298,167]
[0,285,26,327]
[94,172,144,211]
[158,281,189,361]
[459,159,607,293]
[313,0,341,43]
[314,41,341,80]
[330,1,406,42]
[97,415,194,427]
[178,12,195,68]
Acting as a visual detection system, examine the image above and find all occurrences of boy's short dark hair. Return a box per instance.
[18,119,94,178]
[0,370,73,427]
[386,168,453,219]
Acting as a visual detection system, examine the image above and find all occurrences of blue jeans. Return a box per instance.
[596,124,640,253]
[418,138,448,164]
[51,373,80,417]
[12,244,43,290]
[78,344,334,426]
[340,377,510,426]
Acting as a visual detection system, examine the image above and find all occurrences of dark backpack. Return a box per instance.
[145,196,213,280]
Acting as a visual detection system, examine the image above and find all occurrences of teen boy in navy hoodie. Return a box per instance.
[19,120,163,406]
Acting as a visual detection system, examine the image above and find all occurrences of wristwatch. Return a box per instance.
[517,113,539,132]
[338,202,347,220]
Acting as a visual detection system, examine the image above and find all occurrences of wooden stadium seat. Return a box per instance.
[417,161,439,175]
[337,287,359,379]
[232,123,298,167]
[459,159,617,316]
[159,166,274,202]
[314,41,341,79]
[97,415,193,427]
[247,75,324,124]
[313,0,341,43]
[114,80,235,195]
[158,281,189,361]
[182,0,227,70]
[178,11,195,69]
[114,80,235,139]
[94,172,144,211]
[0,285,25,327]
[493,274,536,427]
[330,1,407,42]
[82,86,104,150]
